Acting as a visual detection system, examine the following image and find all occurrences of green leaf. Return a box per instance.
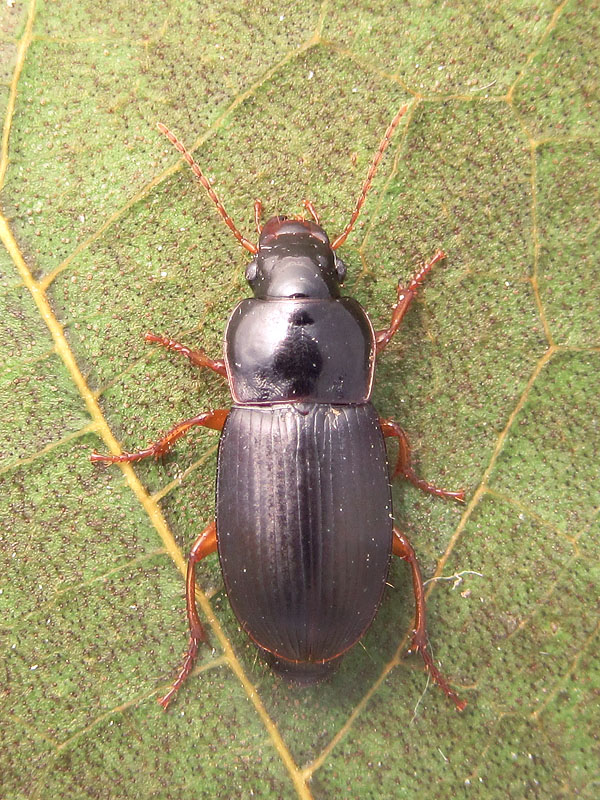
[1,1,598,798]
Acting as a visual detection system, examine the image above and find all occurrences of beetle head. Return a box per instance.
[245,217,347,299]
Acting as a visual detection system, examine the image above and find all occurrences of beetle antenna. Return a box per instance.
[332,105,408,250]
[157,123,258,254]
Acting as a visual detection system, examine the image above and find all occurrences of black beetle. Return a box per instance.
[92,106,466,711]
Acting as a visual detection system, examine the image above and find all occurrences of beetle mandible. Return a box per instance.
[92,105,467,711]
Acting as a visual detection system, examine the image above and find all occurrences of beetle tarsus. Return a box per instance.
[157,635,201,710]
[398,466,465,503]
[409,632,467,712]
[145,331,227,377]
[90,447,161,464]
[375,250,446,354]
[393,525,466,711]
[380,418,465,502]
[406,250,446,292]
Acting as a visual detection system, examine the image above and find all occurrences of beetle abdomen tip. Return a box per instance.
[262,650,343,685]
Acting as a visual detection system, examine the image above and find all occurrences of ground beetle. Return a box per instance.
[92,106,467,711]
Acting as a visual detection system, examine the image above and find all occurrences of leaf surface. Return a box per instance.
[1,1,598,798]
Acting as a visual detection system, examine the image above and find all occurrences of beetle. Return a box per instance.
[91,105,467,711]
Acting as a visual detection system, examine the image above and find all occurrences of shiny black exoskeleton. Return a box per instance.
[226,218,373,405]
[92,112,467,711]
[218,217,391,681]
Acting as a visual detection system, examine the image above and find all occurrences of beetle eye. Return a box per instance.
[245,259,258,282]
[335,256,347,283]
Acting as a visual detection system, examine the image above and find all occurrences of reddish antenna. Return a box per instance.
[157,123,258,254]
[332,104,408,250]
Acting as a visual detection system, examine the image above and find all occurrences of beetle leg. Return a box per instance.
[158,521,217,709]
[144,332,227,377]
[90,408,229,464]
[392,526,466,711]
[380,418,465,502]
[375,250,445,354]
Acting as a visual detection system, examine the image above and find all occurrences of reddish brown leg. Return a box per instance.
[303,199,320,224]
[380,418,465,502]
[375,250,446,355]
[90,408,228,464]
[254,199,263,234]
[393,526,466,711]
[158,521,217,709]
[144,332,227,377]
